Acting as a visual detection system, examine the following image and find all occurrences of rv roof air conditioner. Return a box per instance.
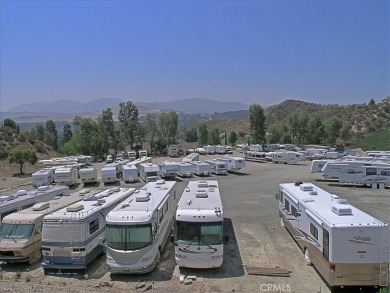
[136,194,150,202]
[331,199,352,216]
[196,190,208,198]
[37,185,51,192]
[110,187,120,193]
[67,204,84,212]
[32,202,50,211]
[198,181,208,188]
[299,184,313,191]
[156,180,165,185]
[16,190,28,196]
[97,199,106,205]
[0,195,15,202]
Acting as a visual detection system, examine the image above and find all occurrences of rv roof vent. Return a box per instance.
[198,181,208,188]
[156,179,165,185]
[97,198,106,205]
[330,194,340,200]
[196,190,208,198]
[185,187,190,192]
[29,190,38,196]
[331,203,352,216]
[208,187,215,193]
[302,198,315,203]
[309,190,318,195]
[336,199,348,205]
[299,184,313,191]
[134,190,140,193]
[32,202,50,211]
[0,195,14,202]
[140,186,147,190]
[37,185,51,192]
[136,194,150,202]
[67,203,84,212]
[16,190,28,196]
[110,187,120,193]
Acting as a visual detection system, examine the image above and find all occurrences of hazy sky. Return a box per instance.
[1,0,389,111]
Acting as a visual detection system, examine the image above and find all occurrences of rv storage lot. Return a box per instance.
[0,154,389,293]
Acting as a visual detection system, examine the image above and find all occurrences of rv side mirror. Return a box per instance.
[224,236,229,244]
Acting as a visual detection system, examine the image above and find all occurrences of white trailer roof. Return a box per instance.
[279,183,387,227]
[176,180,223,222]
[106,180,176,223]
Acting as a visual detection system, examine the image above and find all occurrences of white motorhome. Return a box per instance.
[41,187,136,273]
[205,159,228,175]
[173,180,228,268]
[0,185,70,221]
[321,161,390,181]
[249,144,263,152]
[278,182,389,290]
[168,147,179,157]
[204,145,216,154]
[138,149,148,157]
[215,145,226,154]
[106,155,114,163]
[139,163,160,183]
[225,145,233,154]
[0,190,83,264]
[217,156,246,172]
[79,167,98,184]
[127,150,137,161]
[105,180,177,274]
[54,165,78,186]
[158,161,179,180]
[101,162,122,184]
[191,161,212,177]
[236,144,250,154]
[32,168,55,187]
[122,165,138,183]
[177,162,193,178]
[271,151,305,164]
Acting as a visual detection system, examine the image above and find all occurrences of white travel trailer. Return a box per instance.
[225,145,233,154]
[249,144,263,152]
[122,165,138,183]
[217,156,246,172]
[325,152,340,159]
[127,150,137,161]
[41,187,136,273]
[177,162,193,178]
[158,161,179,180]
[105,180,177,274]
[101,163,122,184]
[182,152,199,162]
[205,159,228,175]
[192,161,212,176]
[32,168,55,187]
[173,180,228,268]
[215,145,226,154]
[271,151,305,164]
[0,190,82,264]
[168,147,179,157]
[54,165,79,186]
[338,165,390,188]
[321,161,390,181]
[310,160,334,173]
[236,144,250,153]
[278,182,389,290]
[138,149,148,157]
[195,147,206,155]
[204,145,216,154]
[139,163,160,183]
[79,167,98,184]
[0,185,70,221]
[106,155,114,163]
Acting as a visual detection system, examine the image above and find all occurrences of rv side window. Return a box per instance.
[366,168,376,175]
[279,192,283,203]
[284,199,290,212]
[1,209,17,221]
[159,209,164,223]
[163,201,168,214]
[89,218,99,234]
[381,170,390,176]
[323,228,329,261]
[291,205,297,218]
[310,223,318,240]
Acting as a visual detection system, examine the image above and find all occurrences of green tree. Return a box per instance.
[208,128,220,145]
[45,120,58,151]
[325,116,343,145]
[73,116,99,155]
[368,98,375,107]
[118,101,139,149]
[8,147,38,174]
[307,115,323,144]
[197,123,208,146]
[296,113,309,145]
[63,123,73,143]
[268,123,284,143]
[34,124,45,141]
[288,113,300,144]
[3,119,20,134]
[184,127,198,143]
[97,108,116,153]
[228,131,238,145]
[144,113,158,155]
[249,104,266,144]
[158,111,178,146]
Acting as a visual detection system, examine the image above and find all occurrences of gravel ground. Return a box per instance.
[0,153,389,293]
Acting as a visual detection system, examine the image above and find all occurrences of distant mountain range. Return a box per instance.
[2,98,249,120]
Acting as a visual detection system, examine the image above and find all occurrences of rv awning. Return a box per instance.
[306,210,323,226]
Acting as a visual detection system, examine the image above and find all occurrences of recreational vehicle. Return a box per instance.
[0,190,83,264]
[41,187,136,273]
[158,161,179,180]
[215,145,226,154]
[79,167,98,184]
[278,182,389,290]
[225,145,233,154]
[139,163,160,183]
[192,161,212,176]
[101,163,122,184]
[168,147,179,157]
[236,144,250,153]
[138,149,148,157]
[338,165,390,188]
[310,160,334,173]
[217,156,246,172]
[173,180,228,268]
[249,144,263,152]
[32,168,55,187]
[128,150,137,161]
[105,180,177,274]
[204,145,216,154]
[182,152,199,163]
[195,147,206,155]
[54,165,79,186]
[0,185,70,221]
[177,162,193,178]
[271,151,305,164]
[321,161,390,181]
[205,159,228,175]
[106,155,114,163]
[122,165,138,183]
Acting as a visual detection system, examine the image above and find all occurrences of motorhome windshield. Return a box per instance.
[106,224,152,250]
[176,221,223,246]
[0,223,35,239]
[145,172,158,177]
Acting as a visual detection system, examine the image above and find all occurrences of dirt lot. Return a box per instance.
[0,154,389,293]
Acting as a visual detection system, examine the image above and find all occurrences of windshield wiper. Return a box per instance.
[185,236,199,248]
[199,236,217,251]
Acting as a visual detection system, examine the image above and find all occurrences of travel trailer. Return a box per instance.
[310,160,334,173]
[321,161,390,181]
[138,149,148,157]
[41,187,136,273]
[195,147,206,155]
[54,165,79,186]
[127,150,137,161]
[79,167,98,184]
[215,145,226,154]
[249,144,263,152]
[177,162,193,178]
[105,180,177,274]
[338,165,390,188]
[236,144,250,153]
[205,159,228,175]
[32,168,55,187]
[192,161,212,176]
[122,165,138,183]
[278,182,389,290]
[106,155,114,163]
[173,180,228,268]
[0,185,70,221]
[217,156,246,172]
[139,163,160,183]
[204,145,216,154]
[271,151,305,164]
[101,163,122,184]
[168,147,179,157]
[158,161,179,180]
[0,190,83,264]
[182,152,199,162]
[225,145,233,154]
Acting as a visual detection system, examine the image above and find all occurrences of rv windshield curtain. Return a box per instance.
[106,224,152,251]
[0,223,34,239]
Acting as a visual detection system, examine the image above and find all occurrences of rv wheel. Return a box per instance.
[304,249,312,266]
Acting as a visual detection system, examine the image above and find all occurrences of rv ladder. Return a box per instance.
[378,222,389,287]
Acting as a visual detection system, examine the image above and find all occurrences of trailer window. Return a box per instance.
[284,199,290,212]
[279,192,283,203]
[323,228,329,261]
[310,223,318,240]
[366,168,376,175]
[89,218,99,234]
[291,205,297,217]
[381,170,390,176]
